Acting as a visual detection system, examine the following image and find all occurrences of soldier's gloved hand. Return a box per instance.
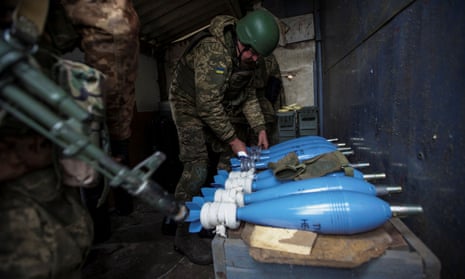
[229,137,247,156]
[257,130,269,150]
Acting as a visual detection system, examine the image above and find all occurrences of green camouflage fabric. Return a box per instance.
[234,54,286,146]
[52,58,109,188]
[0,167,93,279]
[52,58,106,118]
[169,15,267,199]
[0,2,94,278]
[268,151,354,180]
[173,161,208,202]
[61,0,140,141]
[254,54,284,123]
[169,15,266,158]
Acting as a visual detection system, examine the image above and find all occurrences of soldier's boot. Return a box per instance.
[174,222,213,265]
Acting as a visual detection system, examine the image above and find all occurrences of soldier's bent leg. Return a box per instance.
[174,160,208,202]
[173,160,213,265]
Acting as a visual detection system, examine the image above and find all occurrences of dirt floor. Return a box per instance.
[82,200,215,279]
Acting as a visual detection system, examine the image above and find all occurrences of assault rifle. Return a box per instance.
[0,28,187,222]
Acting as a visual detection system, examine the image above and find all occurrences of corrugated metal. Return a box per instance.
[320,0,465,278]
[133,0,242,50]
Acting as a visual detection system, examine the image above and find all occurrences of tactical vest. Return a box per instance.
[223,66,254,113]
[174,31,211,96]
[175,29,255,116]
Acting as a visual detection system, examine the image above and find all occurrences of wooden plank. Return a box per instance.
[242,223,392,268]
[243,224,317,255]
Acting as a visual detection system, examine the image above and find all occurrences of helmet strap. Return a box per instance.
[233,28,257,69]
[237,43,247,62]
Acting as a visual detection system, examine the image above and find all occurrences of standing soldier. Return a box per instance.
[60,0,140,217]
[49,0,141,245]
[169,9,280,264]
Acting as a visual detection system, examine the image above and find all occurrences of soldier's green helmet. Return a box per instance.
[236,9,280,56]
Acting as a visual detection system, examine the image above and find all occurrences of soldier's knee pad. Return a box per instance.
[175,161,208,202]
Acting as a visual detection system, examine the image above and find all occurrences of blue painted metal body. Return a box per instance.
[213,168,365,191]
[237,191,392,234]
[255,169,274,179]
[231,145,336,169]
[258,143,336,161]
[215,169,274,182]
[251,168,367,191]
[202,175,378,205]
[186,191,392,235]
[251,172,286,190]
[253,135,335,155]
[326,169,365,179]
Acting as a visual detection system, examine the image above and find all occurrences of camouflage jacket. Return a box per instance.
[252,54,285,124]
[169,15,266,143]
[262,54,286,112]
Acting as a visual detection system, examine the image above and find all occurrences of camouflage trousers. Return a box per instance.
[173,117,276,203]
[61,0,140,141]
[0,167,93,279]
[172,116,208,203]
[172,113,238,203]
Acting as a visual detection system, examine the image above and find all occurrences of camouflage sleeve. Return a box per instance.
[193,39,237,143]
[242,86,266,134]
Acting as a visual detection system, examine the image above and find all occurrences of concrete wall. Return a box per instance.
[274,14,315,108]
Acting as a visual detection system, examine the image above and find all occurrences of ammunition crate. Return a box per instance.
[212,218,440,279]
[276,107,319,141]
[277,111,297,142]
[298,106,318,136]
